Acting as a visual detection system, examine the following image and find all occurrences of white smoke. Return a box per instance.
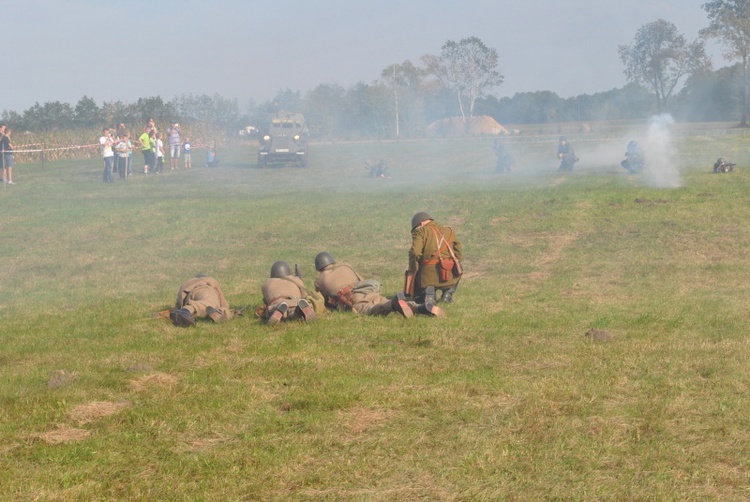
[642,113,680,188]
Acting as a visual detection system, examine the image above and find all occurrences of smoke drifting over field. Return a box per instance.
[642,114,680,188]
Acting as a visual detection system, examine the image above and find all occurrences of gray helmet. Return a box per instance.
[411,212,432,231]
[270,260,292,278]
[314,252,336,271]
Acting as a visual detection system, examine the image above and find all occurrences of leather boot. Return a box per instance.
[441,285,457,303]
[419,301,446,317]
[392,292,413,318]
[206,306,225,323]
[425,286,437,305]
[267,302,288,325]
[170,308,196,327]
[296,299,317,321]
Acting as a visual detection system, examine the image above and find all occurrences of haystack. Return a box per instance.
[427,115,509,136]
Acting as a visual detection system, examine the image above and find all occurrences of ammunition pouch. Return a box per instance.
[439,258,455,282]
[330,285,355,310]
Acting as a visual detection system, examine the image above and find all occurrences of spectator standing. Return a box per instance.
[0,124,6,183]
[139,126,153,174]
[167,122,181,170]
[1,127,14,184]
[183,137,192,169]
[100,127,115,183]
[114,132,130,179]
[154,132,165,174]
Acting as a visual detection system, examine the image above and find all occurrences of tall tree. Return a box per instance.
[701,0,750,126]
[73,96,102,128]
[422,36,504,127]
[380,60,422,137]
[618,19,711,113]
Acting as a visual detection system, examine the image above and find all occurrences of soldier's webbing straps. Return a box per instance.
[426,226,456,261]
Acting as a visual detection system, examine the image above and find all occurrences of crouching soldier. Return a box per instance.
[493,138,514,173]
[406,212,463,304]
[557,136,578,172]
[261,261,317,324]
[171,275,233,327]
[314,251,443,317]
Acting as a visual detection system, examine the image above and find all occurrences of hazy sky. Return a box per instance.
[5,0,727,113]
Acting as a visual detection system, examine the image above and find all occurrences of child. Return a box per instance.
[154,132,164,174]
[115,133,129,179]
[183,137,192,169]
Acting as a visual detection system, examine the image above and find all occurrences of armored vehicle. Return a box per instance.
[258,113,309,167]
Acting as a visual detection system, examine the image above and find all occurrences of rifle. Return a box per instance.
[154,309,172,319]
[235,304,251,316]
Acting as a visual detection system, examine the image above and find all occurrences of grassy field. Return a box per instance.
[2,131,750,500]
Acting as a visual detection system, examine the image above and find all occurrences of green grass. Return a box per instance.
[3,134,750,499]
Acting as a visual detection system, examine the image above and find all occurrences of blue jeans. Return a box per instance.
[103,156,115,182]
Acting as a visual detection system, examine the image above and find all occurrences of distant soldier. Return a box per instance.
[713,157,735,173]
[557,136,578,172]
[365,159,390,178]
[405,212,463,304]
[171,275,234,327]
[621,140,645,173]
[261,261,317,324]
[493,138,514,173]
[314,251,444,317]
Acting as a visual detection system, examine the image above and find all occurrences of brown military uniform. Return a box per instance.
[175,276,233,322]
[409,220,462,296]
[261,275,308,321]
[315,262,396,316]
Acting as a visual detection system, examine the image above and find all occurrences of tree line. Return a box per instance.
[5,2,750,139]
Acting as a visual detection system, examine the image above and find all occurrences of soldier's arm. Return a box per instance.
[409,230,426,272]
[453,237,463,261]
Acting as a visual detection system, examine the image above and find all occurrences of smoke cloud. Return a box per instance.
[642,113,680,188]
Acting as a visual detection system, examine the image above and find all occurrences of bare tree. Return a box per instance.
[701,0,750,126]
[619,19,711,113]
[422,36,503,127]
[380,61,421,137]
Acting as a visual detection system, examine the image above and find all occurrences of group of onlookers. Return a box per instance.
[100,119,192,182]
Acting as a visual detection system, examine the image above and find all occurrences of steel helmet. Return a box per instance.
[411,212,432,231]
[270,260,292,278]
[314,252,336,271]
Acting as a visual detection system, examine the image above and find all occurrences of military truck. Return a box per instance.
[258,113,309,167]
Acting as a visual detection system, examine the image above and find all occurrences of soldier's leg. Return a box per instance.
[356,294,412,318]
[357,298,393,316]
[267,302,288,325]
[188,287,223,319]
[441,284,458,303]
[295,299,317,321]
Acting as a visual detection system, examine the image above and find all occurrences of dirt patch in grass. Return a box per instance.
[339,405,397,435]
[38,425,91,444]
[528,232,580,281]
[69,401,129,424]
[175,433,234,453]
[585,328,614,342]
[47,369,79,388]
[129,372,178,392]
